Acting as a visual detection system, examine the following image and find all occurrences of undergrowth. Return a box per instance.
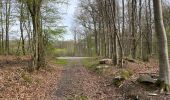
[82,58,100,71]
[67,95,88,100]
[21,73,32,84]
[55,59,68,66]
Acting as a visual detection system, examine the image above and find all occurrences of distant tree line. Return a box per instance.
[0,0,65,70]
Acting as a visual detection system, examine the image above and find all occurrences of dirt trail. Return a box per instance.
[52,58,122,100]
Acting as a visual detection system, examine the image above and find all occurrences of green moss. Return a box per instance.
[156,80,170,92]
[78,96,88,100]
[67,97,73,100]
[55,59,68,65]
[120,69,133,79]
[67,98,73,100]
[112,69,133,87]
[67,96,88,100]
[112,77,125,87]
[82,58,99,68]
[82,58,102,74]
[21,73,32,84]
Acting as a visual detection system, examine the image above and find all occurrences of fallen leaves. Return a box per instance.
[0,56,62,99]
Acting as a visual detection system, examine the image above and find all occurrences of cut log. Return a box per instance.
[96,65,110,69]
[148,93,158,96]
[124,58,136,63]
[99,59,112,65]
[137,75,156,84]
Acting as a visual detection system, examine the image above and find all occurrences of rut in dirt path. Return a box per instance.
[52,58,123,100]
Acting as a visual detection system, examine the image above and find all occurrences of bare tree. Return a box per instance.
[5,0,11,55]
[20,1,25,55]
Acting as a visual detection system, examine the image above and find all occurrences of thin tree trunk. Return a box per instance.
[111,0,118,65]
[148,0,153,56]
[5,0,11,55]
[0,1,4,54]
[139,0,143,59]
[20,2,25,55]
[131,0,137,59]
[120,0,125,67]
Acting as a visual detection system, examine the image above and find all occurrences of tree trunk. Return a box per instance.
[139,0,143,59]
[0,1,4,54]
[131,0,137,59]
[5,0,11,55]
[153,0,170,91]
[20,2,25,55]
[27,0,45,70]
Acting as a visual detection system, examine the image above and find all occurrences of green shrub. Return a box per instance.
[112,69,133,87]
[120,69,133,79]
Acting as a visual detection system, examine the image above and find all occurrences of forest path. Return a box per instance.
[53,57,122,100]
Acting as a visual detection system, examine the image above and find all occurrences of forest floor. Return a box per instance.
[1,56,170,100]
[0,56,63,99]
[53,58,122,100]
[53,57,170,100]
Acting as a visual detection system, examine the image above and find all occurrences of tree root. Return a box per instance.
[156,80,170,93]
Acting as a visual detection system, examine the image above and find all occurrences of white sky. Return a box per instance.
[9,0,78,40]
[10,0,170,40]
[61,0,170,40]
[61,0,78,40]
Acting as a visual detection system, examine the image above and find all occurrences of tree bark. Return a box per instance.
[20,2,25,55]
[153,0,170,91]
[0,1,4,54]
[131,0,137,59]
[26,0,45,70]
[5,0,11,55]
